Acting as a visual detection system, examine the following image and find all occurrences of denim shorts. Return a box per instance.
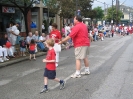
[20,47,26,52]
[29,50,35,54]
[44,68,56,79]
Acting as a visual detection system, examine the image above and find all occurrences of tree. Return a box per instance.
[78,0,93,17]
[93,6,104,20]
[3,0,38,35]
[105,6,123,24]
[46,0,75,18]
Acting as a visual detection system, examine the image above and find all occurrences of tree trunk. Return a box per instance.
[23,11,29,36]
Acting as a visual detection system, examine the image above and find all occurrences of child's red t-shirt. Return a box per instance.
[45,48,56,70]
[29,44,35,51]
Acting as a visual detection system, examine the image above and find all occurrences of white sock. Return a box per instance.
[85,67,89,72]
[56,63,58,67]
[75,70,80,75]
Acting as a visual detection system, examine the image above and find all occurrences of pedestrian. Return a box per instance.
[48,23,52,34]
[40,39,65,93]
[59,15,90,78]
[111,29,115,37]
[29,39,36,60]
[42,23,45,33]
[19,37,27,56]
[49,23,62,67]
[10,22,20,52]
[6,23,13,42]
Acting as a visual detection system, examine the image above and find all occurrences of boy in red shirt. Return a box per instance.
[40,39,65,93]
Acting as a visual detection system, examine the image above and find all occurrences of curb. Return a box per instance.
[0,46,66,68]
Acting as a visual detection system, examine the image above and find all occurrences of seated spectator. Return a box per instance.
[0,34,14,59]
[33,31,39,52]
[0,46,9,62]
[26,32,33,46]
[33,31,39,43]
[39,33,46,42]
[38,33,47,51]
[19,37,27,56]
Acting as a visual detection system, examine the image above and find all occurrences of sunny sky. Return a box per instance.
[92,0,133,9]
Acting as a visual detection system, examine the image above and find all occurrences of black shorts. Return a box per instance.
[29,50,35,54]
[44,68,56,79]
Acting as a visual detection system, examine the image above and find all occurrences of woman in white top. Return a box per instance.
[6,23,12,42]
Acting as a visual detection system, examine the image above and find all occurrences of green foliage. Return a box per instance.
[105,6,123,23]
[93,6,104,20]
[46,0,93,18]
[78,0,93,17]
[46,0,75,18]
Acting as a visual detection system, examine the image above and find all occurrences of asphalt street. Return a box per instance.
[0,34,133,99]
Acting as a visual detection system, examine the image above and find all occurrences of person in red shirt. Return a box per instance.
[59,15,90,78]
[40,39,65,93]
[29,39,37,60]
[111,29,115,37]
[49,23,62,67]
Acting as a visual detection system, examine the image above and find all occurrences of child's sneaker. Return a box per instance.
[81,71,90,75]
[60,81,65,90]
[40,88,49,94]
[71,73,81,78]
[23,54,26,56]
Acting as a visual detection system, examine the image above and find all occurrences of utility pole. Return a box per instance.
[111,0,113,30]
[116,0,118,25]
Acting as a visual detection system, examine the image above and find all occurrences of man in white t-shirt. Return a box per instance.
[65,24,71,37]
[33,31,39,43]
[48,24,52,34]
[11,23,19,46]
[26,32,33,45]
[42,23,45,33]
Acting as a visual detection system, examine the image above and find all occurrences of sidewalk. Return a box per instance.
[0,46,66,68]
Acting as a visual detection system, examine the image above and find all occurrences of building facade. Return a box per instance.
[120,5,133,25]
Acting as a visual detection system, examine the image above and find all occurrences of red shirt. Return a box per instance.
[69,22,90,48]
[29,44,35,51]
[111,30,115,33]
[46,48,56,70]
[50,30,61,43]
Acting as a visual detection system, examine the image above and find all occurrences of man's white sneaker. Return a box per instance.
[81,71,90,75]
[3,57,9,61]
[71,73,81,78]
[0,58,4,62]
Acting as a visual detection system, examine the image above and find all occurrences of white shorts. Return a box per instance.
[53,43,61,53]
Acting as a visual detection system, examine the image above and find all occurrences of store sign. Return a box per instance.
[2,6,15,13]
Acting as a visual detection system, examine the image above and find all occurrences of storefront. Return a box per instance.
[0,5,31,36]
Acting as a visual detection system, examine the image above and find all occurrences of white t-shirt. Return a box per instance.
[48,25,52,33]
[39,36,46,41]
[6,27,12,37]
[42,25,45,29]
[33,35,39,42]
[11,25,18,39]
[26,36,33,44]
[65,26,71,37]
